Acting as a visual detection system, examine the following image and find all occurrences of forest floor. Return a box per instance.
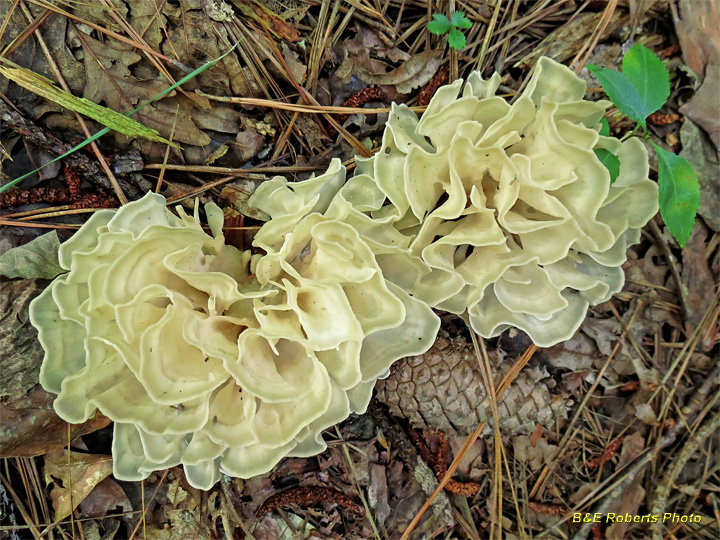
[0,1,718,539]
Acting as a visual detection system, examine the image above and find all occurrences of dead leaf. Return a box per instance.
[679,119,720,231]
[282,43,307,84]
[0,385,110,458]
[229,0,301,42]
[633,403,658,426]
[79,34,210,146]
[530,424,543,448]
[78,477,132,518]
[673,0,720,81]
[681,220,715,324]
[356,50,444,94]
[163,2,247,96]
[219,181,270,221]
[680,62,720,150]
[606,433,646,539]
[517,10,623,69]
[44,449,113,521]
[513,435,557,471]
[368,463,391,527]
[0,280,45,401]
[234,129,265,161]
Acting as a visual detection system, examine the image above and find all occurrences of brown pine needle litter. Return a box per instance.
[0,1,718,539]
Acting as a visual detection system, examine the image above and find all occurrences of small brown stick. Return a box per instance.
[256,486,363,517]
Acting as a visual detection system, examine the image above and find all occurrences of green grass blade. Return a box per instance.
[0,43,238,195]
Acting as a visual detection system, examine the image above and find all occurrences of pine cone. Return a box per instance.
[375,332,568,436]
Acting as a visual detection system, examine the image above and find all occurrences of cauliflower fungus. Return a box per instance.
[30,56,658,487]
[266,57,657,347]
[30,181,439,489]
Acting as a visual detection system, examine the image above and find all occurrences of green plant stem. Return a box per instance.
[620,123,642,142]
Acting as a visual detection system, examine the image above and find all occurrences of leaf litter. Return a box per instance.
[0,1,718,539]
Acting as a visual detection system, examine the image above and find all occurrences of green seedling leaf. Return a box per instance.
[428,14,451,35]
[652,142,700,248]
[0,231,63,279]
[599,117,611,136]
[622,43,669,119]
[448,28,467,50]
[0,43,239,195]
[594,149,620,184]
[587,64,649,129]
[0,63,177,147]
[451,11,472,29]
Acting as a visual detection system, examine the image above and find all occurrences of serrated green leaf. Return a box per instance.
[428,14,451,35]
[594,148,620,184]
[599,117,611,136]
[448,28,466,50]
[587,65,649,129]
[651,142,700,248]
[622,43,669,119]
[0,231,64,279]
[451,11,472,29]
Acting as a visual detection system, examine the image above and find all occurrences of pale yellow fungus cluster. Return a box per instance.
[30,187,438,489]
[30,57,657,488]
[268,57,657,347]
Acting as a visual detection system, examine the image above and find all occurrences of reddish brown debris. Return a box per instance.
[648,112,681,125]
[0,185,70,208]
[331,87,388,134]
[529,502,565,516]
[416,64,450,107]
[619,380,640,392]
[409,429,480,496]
[587,437,624,468]
[0,165,114,210]
[591,523,603,540]
[256,485,364,517]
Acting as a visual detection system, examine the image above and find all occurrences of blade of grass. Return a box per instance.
[0,42,239,195]
[0,60,177,145]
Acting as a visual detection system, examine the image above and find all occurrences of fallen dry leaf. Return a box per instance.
[679,63,720,150]
[0,385,110,458]
[0,279,45,401]
[78,477,132,518]
[356,50,444,94]
[44,449,113,521]
[79,33,209,146]
[673,0,720,81]
[679,119,720,230]
[681,220,715,324]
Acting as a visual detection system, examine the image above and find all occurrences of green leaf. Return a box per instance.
[448,28,467,50]
[622,43,669,119]
[651,142,700,248]
[599,117,611,136]
[451,11,472,29]
[427,14,451,35]
[594,149,620,184]
[0,231,64,279]
[587,64,649,129]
